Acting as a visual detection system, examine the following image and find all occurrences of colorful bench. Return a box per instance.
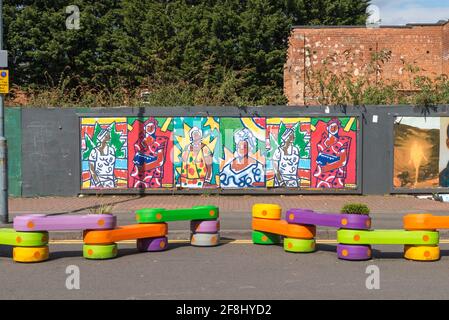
[7,214,117,263]
[403,214,449,261]
[286,209,371,230]
[252,204,443,262]
[136,206,220,247]
[286,208,371,258]
[404,214,449,230]
[14,214,116,231]
[337,229,440,261]
[83,223,168,259]
[252,204,316,253]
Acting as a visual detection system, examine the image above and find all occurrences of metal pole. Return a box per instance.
[0,0,8,224]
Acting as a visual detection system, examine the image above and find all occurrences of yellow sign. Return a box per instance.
[0,70,9,94]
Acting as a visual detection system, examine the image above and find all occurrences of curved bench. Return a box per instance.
[252,218,316,239]
[337,229,439,245]
[83,223,168,245]
[286,209,371,230]
[14,214,117,231]
[83,223,168,260]
[136,206,218,223]
[404,214,449,231]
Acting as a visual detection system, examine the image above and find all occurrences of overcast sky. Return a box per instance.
[370,0,449,25]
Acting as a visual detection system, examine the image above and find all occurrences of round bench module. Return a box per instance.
[83,244,118,260]
[337,244,372,261]
[137,237,168,252]
[404,245,440,262]
[0,228,48,247]
[283,238,316,253]
[190,220,220,234]
[252,230,281,245]
[190,233,220,247]
[252,204,282,220]
[13,246,49,263]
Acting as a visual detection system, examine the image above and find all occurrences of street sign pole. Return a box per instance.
[0,0,8,224]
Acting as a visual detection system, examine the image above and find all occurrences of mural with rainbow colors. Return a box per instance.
[80,116,358,191]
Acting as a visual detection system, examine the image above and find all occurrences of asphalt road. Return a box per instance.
[2,241,449,300]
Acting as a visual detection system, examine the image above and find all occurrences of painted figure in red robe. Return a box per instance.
[313,118,351,188]
[130,118,168,188]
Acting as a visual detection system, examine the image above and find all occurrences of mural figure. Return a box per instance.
[313,118,351,188]
[81,118,127,189]
[180,127,214,188]
[88,126,117,188]
[220,128,264,188]
[266,118,311,188]
[272,126,301,187]
[130,118,169,188]
[440,124,449,187]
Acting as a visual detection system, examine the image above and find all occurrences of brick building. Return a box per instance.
[284,20,449,105]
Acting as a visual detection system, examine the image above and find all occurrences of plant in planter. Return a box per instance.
[89,203,114,215]
[340,203,370,215]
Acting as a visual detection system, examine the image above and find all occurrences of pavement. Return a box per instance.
[2,194,449,300]
[2,242,449,299]
[3,194,449,240]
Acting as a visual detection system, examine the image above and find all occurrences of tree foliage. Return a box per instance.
[4,0,370,106]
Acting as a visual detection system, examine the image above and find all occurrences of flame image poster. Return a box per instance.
[393,117,449,189]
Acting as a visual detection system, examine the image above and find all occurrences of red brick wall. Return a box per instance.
[443,23,449,75]
[285,23,447,105]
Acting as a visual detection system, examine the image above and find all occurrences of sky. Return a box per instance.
[370,0,449,25]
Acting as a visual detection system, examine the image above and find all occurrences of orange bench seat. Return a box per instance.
[252,218,315,239]
[83,223,168,245]
[404,214,449,230]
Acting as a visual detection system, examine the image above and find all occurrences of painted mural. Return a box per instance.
[81,117,128,189]
[265,117,358,189]
[79,116,359,191]
[127,117,174,189]
[173,117,220,188]
[310,117,357,189]
[220,118,266,188]
[266,118,311,188]
[393,117,449,189]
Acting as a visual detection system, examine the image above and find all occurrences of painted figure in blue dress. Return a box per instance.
[220,128,265,188]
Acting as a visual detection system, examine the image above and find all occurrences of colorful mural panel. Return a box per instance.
[219,118,266,188]
[393,117,449,189]
[173,117,220,188]
[266,118,311,188]
[310,117,358,189]
[81,117,128,189]
[127,117,174,188]
[80,116,359,191]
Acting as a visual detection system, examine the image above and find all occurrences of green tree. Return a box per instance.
[4,0,370,106]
